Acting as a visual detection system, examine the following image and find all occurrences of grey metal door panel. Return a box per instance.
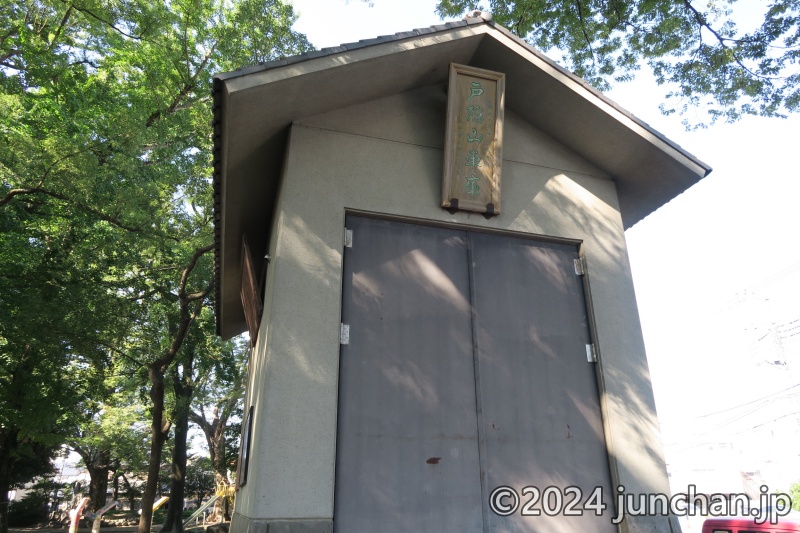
[336,218,614,533]
[335,216,483,533]
[469,233,615,533]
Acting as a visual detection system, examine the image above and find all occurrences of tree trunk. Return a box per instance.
[190,403,235,488]
[0,429,17,533]
[121,474,136,512]
[211,429,227,488]
[80,448,110,512]
[161,357,193,533]
[190,415,230,524]
[0,471,10,533]
[208,472,227,524]
[160,412,188,533]
[137,368,169,533]
[137,245,211,533]
[112,470,119,502]
[87,462,109,512]
[211,436,230,523]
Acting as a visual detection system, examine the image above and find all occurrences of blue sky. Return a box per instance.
[290,0,800,490]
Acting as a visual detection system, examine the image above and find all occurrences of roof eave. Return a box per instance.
[212,18,711,338]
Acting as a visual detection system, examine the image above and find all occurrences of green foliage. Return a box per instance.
[436,0,800,126]
[69,385,151,509]
[789,481,800,511]
[7,490,49,527]
[185,456,214,500]
[0,1,311,531]
[189,332,247,484]
[8,441,57,489]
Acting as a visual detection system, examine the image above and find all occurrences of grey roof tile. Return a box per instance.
[342,40,367,50]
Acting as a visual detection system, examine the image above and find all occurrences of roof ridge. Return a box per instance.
[214,15,494,82]
[211,13,701,170]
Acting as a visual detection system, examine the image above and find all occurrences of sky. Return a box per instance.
[289,0,800,490]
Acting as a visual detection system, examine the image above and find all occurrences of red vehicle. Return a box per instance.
[702,516,800,533]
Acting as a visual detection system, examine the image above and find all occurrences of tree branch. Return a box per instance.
[189,410,215,456]
[149,244,213,371]
[145,40,218,127]
[0,49,20,65]
[178,245,214,301]
[1,186,182,242]
[573,0,597,59]
[0,186,41,207]
[682,0,780,81]
[185,286,211,303]
[0,143,100,207]
[66,2,145,40]
[48,5,74,51]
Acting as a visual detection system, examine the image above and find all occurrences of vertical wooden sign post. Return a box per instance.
[442,63,505,217]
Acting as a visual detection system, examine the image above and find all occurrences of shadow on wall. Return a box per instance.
[270,170,666,511]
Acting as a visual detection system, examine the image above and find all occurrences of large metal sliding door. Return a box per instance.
[335,216,614,533]
[469,232,615,533]
[335,216,483,532]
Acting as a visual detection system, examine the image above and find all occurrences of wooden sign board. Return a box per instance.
[236,404,254,488]
[240,236,263,344]
[442,64,505,216]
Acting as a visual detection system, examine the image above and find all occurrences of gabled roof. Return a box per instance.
[212,12,712,338]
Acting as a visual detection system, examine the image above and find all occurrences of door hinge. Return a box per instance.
[586,343,597,363]
[340,323,350,345]
[574,257,586,276]
[344,228,353,248]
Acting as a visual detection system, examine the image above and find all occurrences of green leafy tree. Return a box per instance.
[0,145,135,531]
[184,456,214,504]
[189,336,247,489]
[69,389,150,512]
[186,334,247,525]
[160,311,247,532]
[436,0,800,125]
[789,481,800,511]
[7,490,49,527]
[1,2,310,533]
[0,0,189,528]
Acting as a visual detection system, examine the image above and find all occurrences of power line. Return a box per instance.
[695,383,800,418]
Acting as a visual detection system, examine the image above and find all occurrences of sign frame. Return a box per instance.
[240,235,263,344]
[441,63,505,216]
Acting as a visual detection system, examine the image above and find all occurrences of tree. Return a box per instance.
[69,391,150,512]
[159,341,196,533]
[790,481,800,511]
[436,0,800,125]
[184,456,214,505]
[159,312,246,532]
[0,437,57,531]
[0,164,136,532]
[135,243,213,533]
[188,335,247,525]
[0,0,189,527]
[7,490,49,527]
[190,338,247,489]
[1,2,311,533]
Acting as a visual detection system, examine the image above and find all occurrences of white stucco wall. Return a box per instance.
[233,85,671,533]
